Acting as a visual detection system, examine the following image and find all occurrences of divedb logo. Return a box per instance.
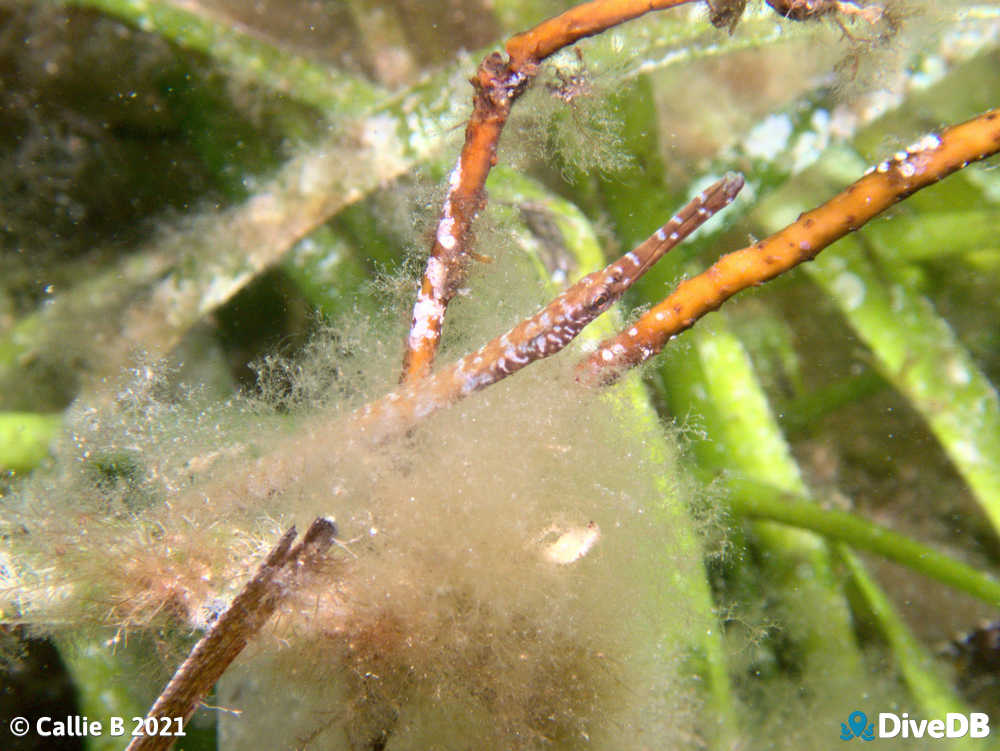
[841,711,991,741]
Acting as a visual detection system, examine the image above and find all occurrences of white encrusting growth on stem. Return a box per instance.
[401,156,472,379]
[437,212,458,250]
[408,294,446,346]
[863,130,945,180]
[407,257,450,348]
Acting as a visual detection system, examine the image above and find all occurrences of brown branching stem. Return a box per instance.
[125,518,338,751]
[357,175,742,443]
[369,110,1000,439]
[399,0,697,384]
[576,108,1000,386]
[399,0,885,384]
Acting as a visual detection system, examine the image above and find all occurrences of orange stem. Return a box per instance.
[576,108,1000,386]
[506,0,693,70]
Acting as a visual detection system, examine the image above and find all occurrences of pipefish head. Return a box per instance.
[578,269,624,319]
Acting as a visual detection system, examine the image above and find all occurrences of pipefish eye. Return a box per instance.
[590,290,611,311]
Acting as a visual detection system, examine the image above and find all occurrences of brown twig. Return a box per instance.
[399,0,697,384]
[359,175,742,442]
[125,518,339,751]
[576,108,1000,387]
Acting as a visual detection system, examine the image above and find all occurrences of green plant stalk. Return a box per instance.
[64,0,387,116]
[55,637,151,751]
[661,318,988,725]
[839,550,976,724]
[0,247,176,411]
[71,0,828,117]
[0,115,439,404]
[863,209,1000,262]
[728,305,806,399]
[752,147,1000,537]
[0,25,469,404]
[661,316,867,684]
[282,226,375,321]
[723,476,1000,607]
[492,0,567,29]
[608,380,738,745]
[0,412,61,473]
[780,368,887,436]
